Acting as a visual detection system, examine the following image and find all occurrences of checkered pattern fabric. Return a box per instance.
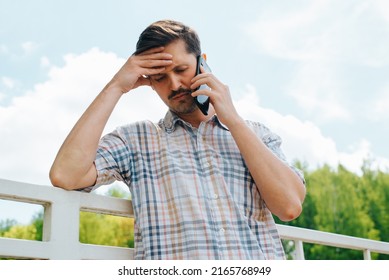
[86,111,304,259]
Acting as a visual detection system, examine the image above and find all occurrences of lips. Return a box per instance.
[172,92,190,100]
[168,90,192,100]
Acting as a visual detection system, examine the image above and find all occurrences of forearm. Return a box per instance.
[50,86,123,189]
[50,48,173,189]
[228,118,306,221]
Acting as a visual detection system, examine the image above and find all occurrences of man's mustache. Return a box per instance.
[168,88,192,100]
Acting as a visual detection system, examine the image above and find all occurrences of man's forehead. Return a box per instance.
[163,39,187,52]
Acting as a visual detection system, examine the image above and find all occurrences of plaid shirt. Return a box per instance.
[88,111,304,259]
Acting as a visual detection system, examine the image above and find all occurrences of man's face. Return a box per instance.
[149,39,198,115]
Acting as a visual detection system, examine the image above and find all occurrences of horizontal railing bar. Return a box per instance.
[0,178,134,217]
[277,224,389,255]
[0,237,50,259]
[0,179,53,206]
[79,243,134,260]
[0,237,134,260]
[79,192,134,218]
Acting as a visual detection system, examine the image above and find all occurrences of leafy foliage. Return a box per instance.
[79,211,134,248]
[276,161,389,259]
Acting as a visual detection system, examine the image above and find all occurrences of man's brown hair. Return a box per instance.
[134,20,201,56]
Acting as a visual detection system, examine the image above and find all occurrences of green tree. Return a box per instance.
[0,219,17,236]
[278,162,386,259]
[79,211,134,248]
[79,185,134,248]
[2,224,38,240]
[31,212,44,241]
[0,214,42,242]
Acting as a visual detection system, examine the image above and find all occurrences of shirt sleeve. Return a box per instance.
[77,127,131,193]
[249,121,306,185]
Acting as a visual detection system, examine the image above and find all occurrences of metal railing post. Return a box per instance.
[43,191,81,259]
[293,240,305,260]
[363,249,371,260]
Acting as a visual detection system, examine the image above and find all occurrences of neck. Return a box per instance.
[176,106,216,128]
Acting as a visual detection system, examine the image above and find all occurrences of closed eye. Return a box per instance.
[175,68,186,74]
[152,74,166,82]
[151,66,189,82]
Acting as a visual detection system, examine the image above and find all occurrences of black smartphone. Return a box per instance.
[195,55,212,115]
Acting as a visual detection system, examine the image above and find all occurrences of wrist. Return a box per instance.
[224,115,246,132]
[104,79,127,96]
[100,82,125,103]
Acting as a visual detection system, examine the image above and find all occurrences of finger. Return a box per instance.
[191,72,213,83]
[142,67,167,76]
[200,65,208,74]
[141,52,173,60]
[138,46,165,56]
[190,75,214,90]
[191,89,211,98]
[140,58,172,68]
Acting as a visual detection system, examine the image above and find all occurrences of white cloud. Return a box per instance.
[1,77,16,89]
[245,1,330,61]
[244,0,389,122]
[246,0,389,65]
[0,44,8,54]
[370,84,389,121]
[0,48,165,186]
[234,84,388,174]
[21,41,39,54]
[40,56,50,67]
[373,0,389,21]
[286,61,351,122]
[338,140,371,172]
[235,85,337,167]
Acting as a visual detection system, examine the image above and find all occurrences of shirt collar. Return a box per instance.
[162,110,229,133]
[163,110,182,133]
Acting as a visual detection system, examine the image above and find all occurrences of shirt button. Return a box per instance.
[213,193,219,199]
[204,162,211,168]
[219,228,225,233]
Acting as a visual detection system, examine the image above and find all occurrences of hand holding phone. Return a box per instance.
[194,55,212,115]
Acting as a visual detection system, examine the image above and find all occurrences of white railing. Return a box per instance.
[1,178,389,260]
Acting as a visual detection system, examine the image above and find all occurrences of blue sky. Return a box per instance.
[1,0,389,224]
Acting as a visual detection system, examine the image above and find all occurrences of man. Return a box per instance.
[50,20,305,259]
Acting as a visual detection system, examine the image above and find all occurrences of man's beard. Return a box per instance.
[168,88,198,114]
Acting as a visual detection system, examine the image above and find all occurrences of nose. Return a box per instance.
[169,74,181,91]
